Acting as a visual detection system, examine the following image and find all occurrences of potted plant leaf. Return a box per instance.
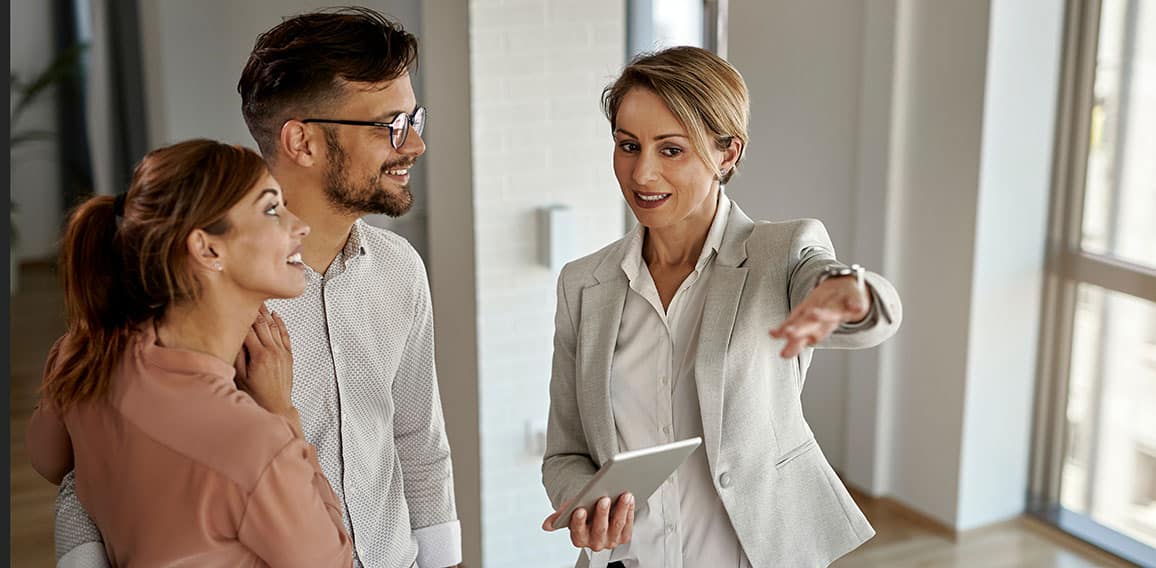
[10,43,87,295]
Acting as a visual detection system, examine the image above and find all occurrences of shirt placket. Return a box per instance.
[322,265,366,568]
[658,304,681,568]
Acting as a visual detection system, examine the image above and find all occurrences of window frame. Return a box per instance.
[1029,0,1156,564]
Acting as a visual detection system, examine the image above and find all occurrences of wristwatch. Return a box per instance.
[816,263,865,288]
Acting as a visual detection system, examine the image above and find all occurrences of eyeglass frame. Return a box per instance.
[300,106,426,150]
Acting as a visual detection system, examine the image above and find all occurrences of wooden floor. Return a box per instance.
[835,491,1138,567]
[11,263,68,568]
[7,263,1142,567]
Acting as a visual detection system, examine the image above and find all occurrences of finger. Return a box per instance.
[262,308,283,349]
[590,497,611,550]
[782,319,827,346]
[813,320,841,344]
[769,311,802,338]
[607,493,631,547]
[233,348,247,381]
[243,328,263,357]
[781,305,844,341]
[772,303,836,338]
[570,507,589,548]
[781,336,809,358]
[253,313,277,348]
[271,311,292,349]
[622,499,635,543]
[542,510,561,532]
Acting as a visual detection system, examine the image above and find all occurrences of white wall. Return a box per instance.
[136,0,428,253]
[957,0,1063,530]
[468,1,625,565]
[10,0,63,262]
[422,2,481,564]
[727,0,869,472]
[881,0,992,526]
[844,0,900,496]
[729,0,1065,532]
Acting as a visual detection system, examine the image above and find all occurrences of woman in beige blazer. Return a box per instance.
[540,47,902,568]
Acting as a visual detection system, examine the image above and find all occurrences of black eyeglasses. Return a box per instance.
[302,106,426,149]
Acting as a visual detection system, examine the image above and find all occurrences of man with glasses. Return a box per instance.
[52,8,461,568]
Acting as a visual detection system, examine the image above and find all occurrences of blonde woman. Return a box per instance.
[540,46,902,568]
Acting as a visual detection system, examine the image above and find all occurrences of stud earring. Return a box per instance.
[213,262,223,272]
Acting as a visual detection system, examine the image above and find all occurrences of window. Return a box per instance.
[626,0,711,58]
[1033,0,1156,565]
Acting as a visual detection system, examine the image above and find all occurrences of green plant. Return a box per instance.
[10,43,88,245]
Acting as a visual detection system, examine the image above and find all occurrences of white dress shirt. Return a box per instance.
[608,192,752,568]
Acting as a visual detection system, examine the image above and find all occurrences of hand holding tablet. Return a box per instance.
[541,438,702,551]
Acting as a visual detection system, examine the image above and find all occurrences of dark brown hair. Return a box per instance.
[43,139,266,408]
[603,46,750,184]
[238,7,419,158]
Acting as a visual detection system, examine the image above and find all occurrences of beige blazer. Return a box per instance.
[542,202,902,568]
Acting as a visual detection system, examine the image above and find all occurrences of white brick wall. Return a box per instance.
[468,1,625,565]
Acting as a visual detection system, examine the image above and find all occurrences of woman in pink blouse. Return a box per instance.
[25,139,352,567]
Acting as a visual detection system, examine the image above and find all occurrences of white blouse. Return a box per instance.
[609,192,752,568]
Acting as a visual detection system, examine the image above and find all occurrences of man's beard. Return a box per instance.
[323,130,415,218]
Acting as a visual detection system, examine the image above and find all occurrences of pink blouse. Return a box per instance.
[26,326,352,567]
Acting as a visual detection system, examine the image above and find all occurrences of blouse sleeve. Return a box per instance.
[238,437,352,567]
[26,336,74,485]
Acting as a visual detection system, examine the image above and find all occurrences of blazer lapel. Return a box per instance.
[577,246,628,463]
[695,202,756,468]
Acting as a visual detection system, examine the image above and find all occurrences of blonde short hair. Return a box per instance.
[602,46,750,184]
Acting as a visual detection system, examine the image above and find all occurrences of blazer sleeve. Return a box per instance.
[541,270,598,510]
[238,437,352,568]
[784,219,903,349]
[26,336,74,485]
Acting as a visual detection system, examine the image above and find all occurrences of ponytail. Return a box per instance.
[43,195,136,408]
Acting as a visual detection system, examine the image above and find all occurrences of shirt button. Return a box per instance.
[719,472,732,488]
[662,425,671,436]
[665,523,676,534]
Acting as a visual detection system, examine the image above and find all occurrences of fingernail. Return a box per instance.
[626,494,635,505]
[575,508,586,520]
[599,497,610,509]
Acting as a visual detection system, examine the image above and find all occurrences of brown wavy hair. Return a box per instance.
[43,139,267,409]
[602,46,750,184]
[238,7,419,159]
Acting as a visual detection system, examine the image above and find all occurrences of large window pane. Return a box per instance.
[1080,0,1156,270]
[1061,283,1156,548]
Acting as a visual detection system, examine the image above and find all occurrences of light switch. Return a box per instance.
[538,205,575,272]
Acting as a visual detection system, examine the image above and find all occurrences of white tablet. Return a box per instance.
[551,437,702,530]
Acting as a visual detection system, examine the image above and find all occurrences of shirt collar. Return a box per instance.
[620,189,732,283]
[137,321,236,382]
[345,220,369,260]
